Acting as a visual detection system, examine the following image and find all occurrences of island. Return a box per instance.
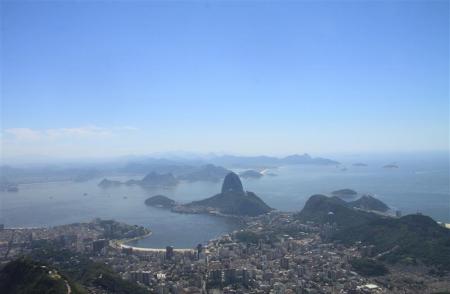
[265,172,278,177]
[134,172,178,187]
[99,172,178,188]
[98,178,122,188]
[331,188,358,199]
[239,170,263,179]
[210,153,339,168]
[144,195,176,209]
[352,162,368,167]
[173,172,272,217]
[0,178,19,192]
[383,164,399,169]
[281,154,339,165]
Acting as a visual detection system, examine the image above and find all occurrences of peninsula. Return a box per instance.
[172,172,272,217]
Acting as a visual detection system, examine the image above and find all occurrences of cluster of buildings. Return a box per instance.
[0,218,147,261]
[1,213,448,293]
[97,213,387,293]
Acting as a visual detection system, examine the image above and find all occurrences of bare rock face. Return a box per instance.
[221,172,244,194]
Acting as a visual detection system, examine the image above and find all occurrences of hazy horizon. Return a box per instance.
[1,149,449,167]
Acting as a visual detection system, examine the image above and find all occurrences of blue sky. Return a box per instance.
[1,0,449,159]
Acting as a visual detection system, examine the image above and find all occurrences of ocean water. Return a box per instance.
[0,179,238,248]
[1,152,449,248]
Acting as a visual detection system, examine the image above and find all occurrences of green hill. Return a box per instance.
[28,245,149,294]
[296,194,450,270]
[335,214,450,270]
[145,195,176,208]
[0,258,83,294]
[349,195,389,212]
[295,194,378,227]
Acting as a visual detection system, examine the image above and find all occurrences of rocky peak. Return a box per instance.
[221,172,244,194]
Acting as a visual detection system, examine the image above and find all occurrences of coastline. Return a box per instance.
[170,205,248,223]
[109,209,248,252]
[110,231,195,253]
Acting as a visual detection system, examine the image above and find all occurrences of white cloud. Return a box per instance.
[5,128,42,140]
[44,126,112,139]
[2,125,138,141]
[1,125,142,160]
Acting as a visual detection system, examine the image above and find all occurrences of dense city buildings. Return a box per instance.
[1,212,449,293]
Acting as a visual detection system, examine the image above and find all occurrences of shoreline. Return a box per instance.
[109,210,249,252]
[110,231,196,253]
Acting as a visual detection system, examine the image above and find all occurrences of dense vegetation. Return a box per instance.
[94,219,150,239]
[350,258,389,276]
[234,231,261,244]
[297,195,450,271]
[145,195,176,208]
[349,195,389,212]
[28,245,149,294]
[335,214,450,270]
[0,258,83,294]
[295,194,378,227]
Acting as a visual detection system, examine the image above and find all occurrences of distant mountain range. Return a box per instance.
[1,153,338,185]
[119,153,338,174]
[99,164,230,188]
[296,194,450,270]
[210,153,339,168]
[177,164,230,182]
